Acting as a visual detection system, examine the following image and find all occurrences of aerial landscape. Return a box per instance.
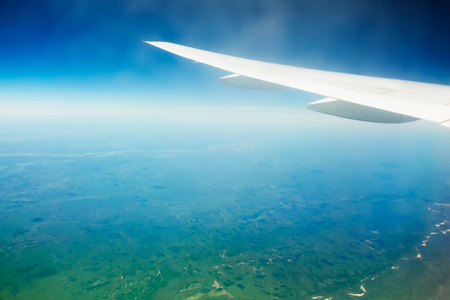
[1,1,450,299]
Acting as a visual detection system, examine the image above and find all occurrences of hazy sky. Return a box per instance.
[0,0,449,116]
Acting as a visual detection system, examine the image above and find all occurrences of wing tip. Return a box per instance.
[143,41,158,46]
[143,41,172,46]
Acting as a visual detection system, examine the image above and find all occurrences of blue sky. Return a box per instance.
[0,0,449,116]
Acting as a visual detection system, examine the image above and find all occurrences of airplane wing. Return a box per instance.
[145,41,450,127]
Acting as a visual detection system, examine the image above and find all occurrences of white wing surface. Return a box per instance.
[145,41,450,127]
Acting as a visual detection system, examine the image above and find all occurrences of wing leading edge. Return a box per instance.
[145,41,450,127]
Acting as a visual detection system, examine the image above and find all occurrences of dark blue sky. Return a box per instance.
[0,0,449,108]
